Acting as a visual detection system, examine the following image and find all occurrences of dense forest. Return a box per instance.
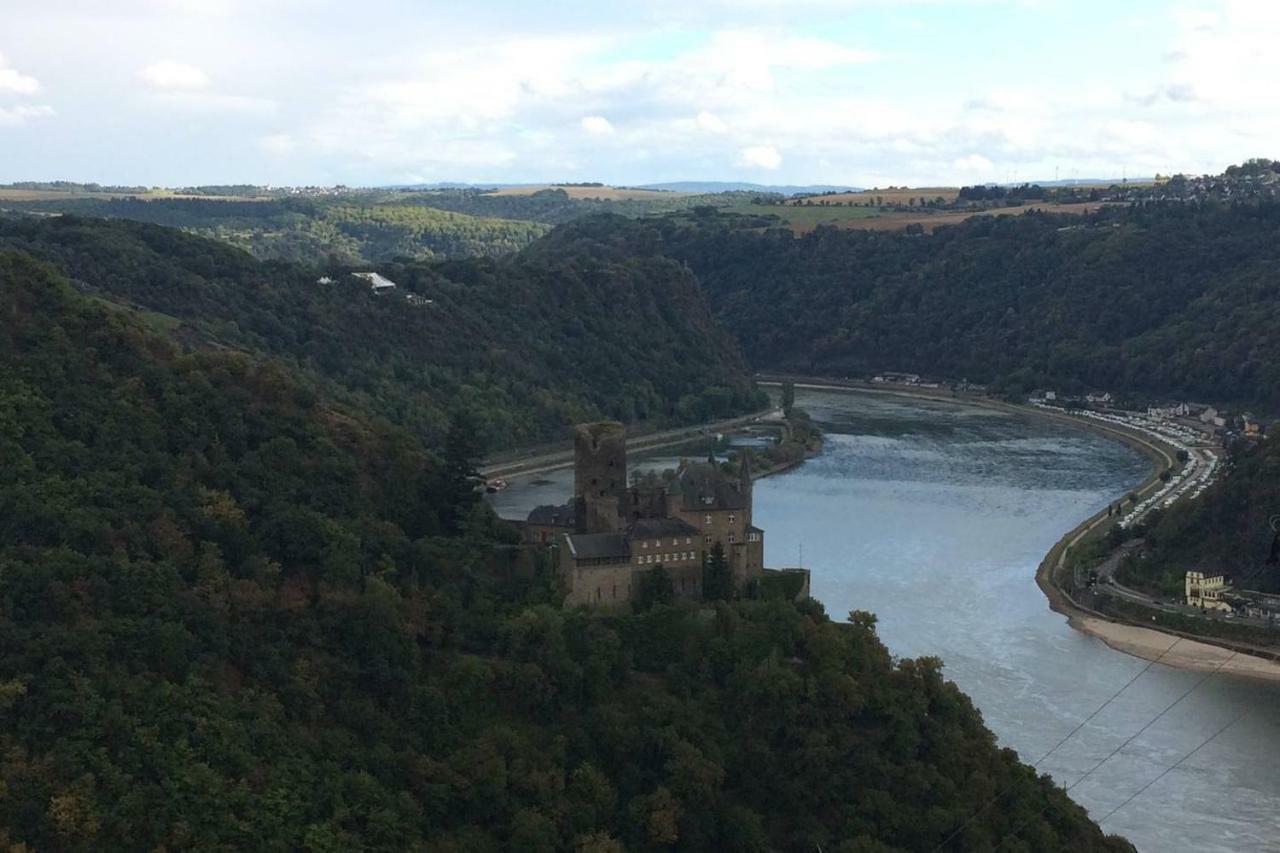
[0,247,1133,851]
[0,215,763,451]
[538,202,1280,410]
[395,187,751,225]
[0,197,549,264]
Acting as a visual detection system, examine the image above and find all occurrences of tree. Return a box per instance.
[780,381,796,418]
[442,412,484,532]
[703,542,734,601]
[633,565,674,612]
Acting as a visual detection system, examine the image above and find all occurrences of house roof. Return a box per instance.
[527,503,576,527]
[564,532,631,561]
[628,517,699,540]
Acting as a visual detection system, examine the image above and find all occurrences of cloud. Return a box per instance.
[0,52,40,95]
[139,60,209,90]
[258,133,295,155]
[739,144,781,169]
[0,104,54,126]
[696,110,727,133]
[952,153,994,174]
[580,115,614,135]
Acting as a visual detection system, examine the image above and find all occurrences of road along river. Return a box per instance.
[490,388,1280,853]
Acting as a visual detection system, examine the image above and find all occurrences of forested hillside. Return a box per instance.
[0,215,762,451]
[396,186,752,224]
[0,250,1133,850]
[0,196,549,263]
[544,203,1280,409]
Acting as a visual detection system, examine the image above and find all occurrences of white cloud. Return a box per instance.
[0,52,40,94]
[0,104,54,126]
[139,60,209,91]
[696,110,727,133]
[952,153,994,174]
[580,115,615,135]
[258,132,295,155]
[739,144,781,169]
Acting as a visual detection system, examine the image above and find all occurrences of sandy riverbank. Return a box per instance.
[1070,614,1280,682]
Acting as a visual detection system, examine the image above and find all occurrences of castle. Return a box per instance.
[525,422,765,607]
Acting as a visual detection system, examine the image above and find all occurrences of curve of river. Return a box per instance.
[490,388,1280,852]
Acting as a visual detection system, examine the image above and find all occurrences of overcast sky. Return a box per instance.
[1,0,1275,187]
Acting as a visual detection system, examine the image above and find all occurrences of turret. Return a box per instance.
[573,422,627,533]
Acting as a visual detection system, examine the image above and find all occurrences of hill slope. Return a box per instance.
[0,196,549,264]
[0,215,762,451]
[0,249,1135,851]
[547,203,1280,409]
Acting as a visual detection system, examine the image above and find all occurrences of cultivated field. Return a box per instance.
[487,184,693,200]
[0,188,267,202]
[782,201,1113,234]
[791,187,961,206]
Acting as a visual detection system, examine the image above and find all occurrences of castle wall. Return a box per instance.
[564,561,635,608]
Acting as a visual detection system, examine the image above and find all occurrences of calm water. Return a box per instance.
[492,389,1280,852]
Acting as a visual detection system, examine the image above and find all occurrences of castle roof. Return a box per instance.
[628,517,699,540]
[527,503,576,527]
[564,532,631,561]
[675,461,748,512]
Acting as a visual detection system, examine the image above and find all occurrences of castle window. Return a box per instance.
[612,583,617,599]
[729,514,736,524]
[728,533,736,543]
[704,535,712,544]
[704,514,712,525]
[642,541,648,549]
[685,537,691,545]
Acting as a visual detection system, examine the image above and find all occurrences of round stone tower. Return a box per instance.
[573,421,627,533]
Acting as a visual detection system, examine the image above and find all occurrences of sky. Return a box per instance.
[1,0,1277,187]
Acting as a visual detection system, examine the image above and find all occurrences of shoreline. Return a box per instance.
[759,375,1280,681]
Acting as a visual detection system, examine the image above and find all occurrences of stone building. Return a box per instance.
[527,421,766,608]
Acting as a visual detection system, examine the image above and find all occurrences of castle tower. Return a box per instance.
[573,421,627,534]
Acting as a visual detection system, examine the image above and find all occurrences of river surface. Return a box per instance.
[489,389,1280,853]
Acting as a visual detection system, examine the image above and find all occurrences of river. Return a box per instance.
[489,388,1280,852]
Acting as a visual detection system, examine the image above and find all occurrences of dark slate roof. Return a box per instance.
[747,525,764,534]
[564,532,631,561]
[676,461,748,512]
[628,517,699,540]
[527,503,576,527]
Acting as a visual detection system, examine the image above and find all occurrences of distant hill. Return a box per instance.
[0,195,549,264]
[538,202,1280,411]
[0,215,763,451]
[639,181,860,195]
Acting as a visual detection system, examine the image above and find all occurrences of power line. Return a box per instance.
[996,651,1238,850]
[929,637,1182,852]
[1033,638,1183,768]
[1064,651,1237,795]
[1095,713,1242,827]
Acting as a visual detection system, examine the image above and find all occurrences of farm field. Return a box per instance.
[487,184,693,200]
[783,201,1113,233]
[0,188,268,202]
[792,186,961,205]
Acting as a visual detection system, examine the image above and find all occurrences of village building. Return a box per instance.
[352,271,397,293]
[1185,571,1233,612]
[527,421,766,607]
